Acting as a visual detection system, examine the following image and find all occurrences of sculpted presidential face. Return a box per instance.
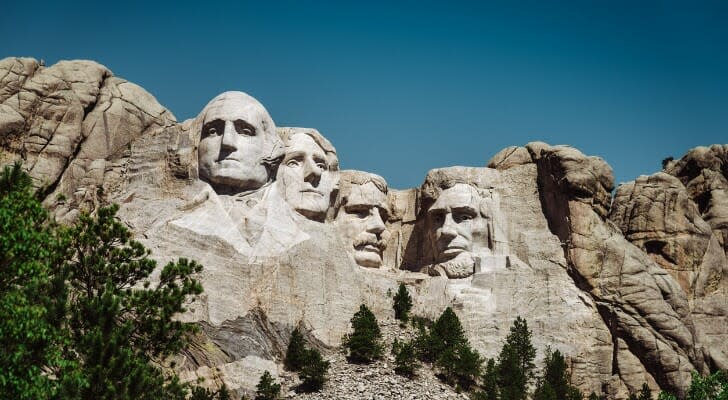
[277,132,336,221]
[426,183,490,275]
[334,173,389,268]
[198,92,281,193]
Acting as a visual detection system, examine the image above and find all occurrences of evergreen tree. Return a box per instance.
[343,304,383,363]
[392,339,419,377]
[284,328,307,371]
[417,307,467,363]
[255,371,280,400]
[636,383,652,400]
[0,164,210,400]
[393,283,413,323]
[497,316,536,400]
[534,347,583,400]
[0,163,74,400]
[298,348,330,392]
[414,307,483,389]
[476,358,500,400]
[60,204,204,399]
[435,341,483,390]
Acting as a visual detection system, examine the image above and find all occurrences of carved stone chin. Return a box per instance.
[427,252,475,278]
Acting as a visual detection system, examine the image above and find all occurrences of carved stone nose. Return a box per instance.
[366,210,385,234]
[221,121,238,152]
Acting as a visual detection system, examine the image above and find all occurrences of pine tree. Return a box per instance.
[0,164,211,400]
[636,383,652,400]
[425,307,467,362]
[284,327,307,371]
[435,341,482,390]
[534,347,583,400]
[393,283,413,323]
[498,316,536,400]
[255,371,280,400]
[61,204,204,399]
[343,304,383,363]
[298,348,330,392]
[476,358,500,400]
[392,339,419,377]
[0,163,73,400]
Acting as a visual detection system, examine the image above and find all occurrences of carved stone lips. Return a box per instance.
[355,241,384,253]
[300,188,323,196]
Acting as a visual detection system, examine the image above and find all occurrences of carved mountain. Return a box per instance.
[1,57,726,399]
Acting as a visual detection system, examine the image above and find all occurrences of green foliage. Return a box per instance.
[412,307,482,390]
[534,347,583,400]
[0,163,73,400]
[497,316,536,400]
[190,384,233,400]
[684,370,727,400]
[393,283,413,323]
[634,383,653,400]
[343,304,383,363]
[284,328,307,371]
[657,392,677,400]
[255,371,280,400]
[61,204,204,399]
[473,358,500,400]
[436,341,482,390]
[588,392,605,400]
[298,348,330,392]
[282,327,329,392]
[392,339,420,378]
[0,164,209,400]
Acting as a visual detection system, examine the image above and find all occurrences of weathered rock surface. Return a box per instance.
[610,146,728,373]
[2,57,726,399]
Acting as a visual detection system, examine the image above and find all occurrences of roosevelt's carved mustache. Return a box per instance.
[352,236,386,252]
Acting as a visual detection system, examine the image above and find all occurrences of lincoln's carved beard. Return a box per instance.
[428,252,475,279]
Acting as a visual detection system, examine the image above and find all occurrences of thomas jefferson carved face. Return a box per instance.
[198,92,280,193]
[277,133,336,221]
[426,183,489,265]
[334,175,389,268]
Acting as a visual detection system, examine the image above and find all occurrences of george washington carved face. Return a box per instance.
[197,92,282,194]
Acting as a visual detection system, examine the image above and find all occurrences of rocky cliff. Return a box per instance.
[1,57,726,399]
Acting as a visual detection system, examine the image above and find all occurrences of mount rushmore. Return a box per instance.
[1,57,727,398]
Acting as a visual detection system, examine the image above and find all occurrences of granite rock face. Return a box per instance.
[610,146,728,374]
[1,57,726,399]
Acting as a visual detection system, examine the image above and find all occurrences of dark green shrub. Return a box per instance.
[255,371,280,400]
[392,339,419,377]
[298,348,330,392]
[343,304,383,363]
[284,328,307,371]
[393,283,413,323]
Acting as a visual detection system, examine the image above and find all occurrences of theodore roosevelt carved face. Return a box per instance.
[197,91,282,194]
[333,171,389,268]
[277,128,338,221]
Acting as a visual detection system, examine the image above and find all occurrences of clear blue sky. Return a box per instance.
[2,0,726,189]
